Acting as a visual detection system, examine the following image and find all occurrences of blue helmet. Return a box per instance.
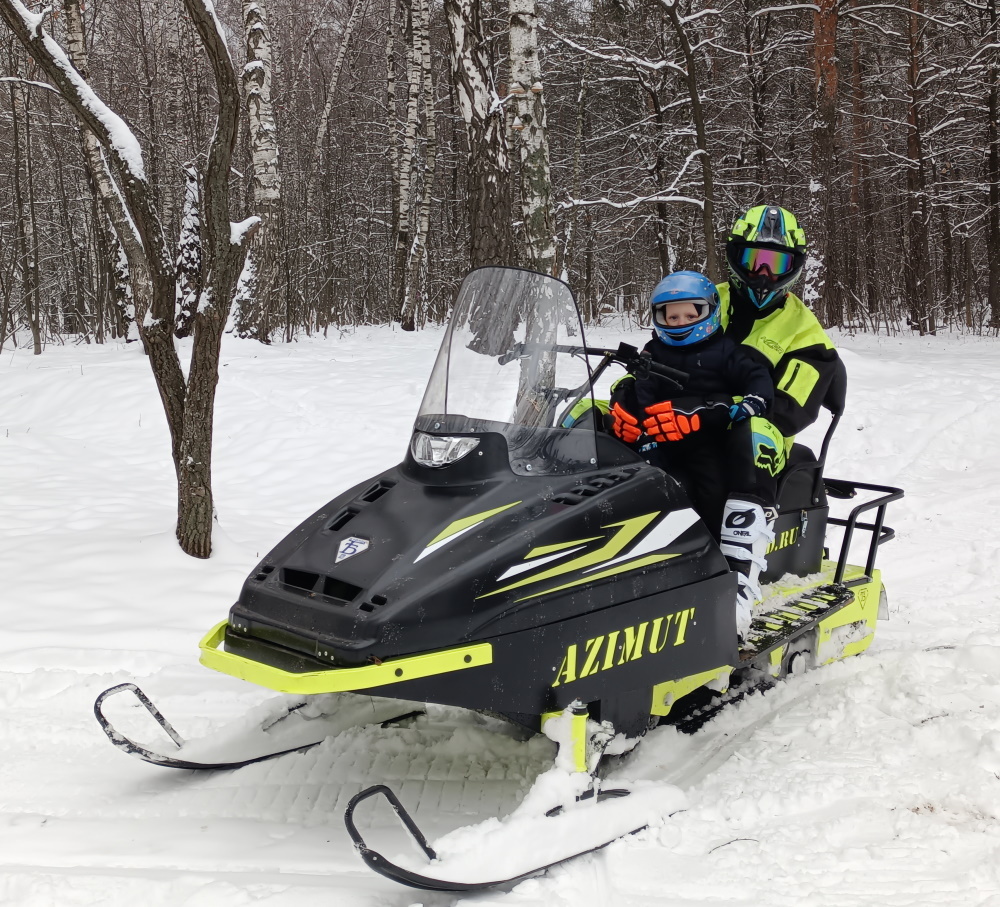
[649,270,722,347]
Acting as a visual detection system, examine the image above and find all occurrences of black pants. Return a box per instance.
[642,417,784,540]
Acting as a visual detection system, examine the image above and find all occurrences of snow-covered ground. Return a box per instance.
[2,324,999,906]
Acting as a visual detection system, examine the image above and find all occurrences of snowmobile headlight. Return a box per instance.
[410,432,480,468]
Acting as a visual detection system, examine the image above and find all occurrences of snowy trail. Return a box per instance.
[3,328,1000,905]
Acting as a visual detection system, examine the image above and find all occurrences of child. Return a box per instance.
[609,270,775,643]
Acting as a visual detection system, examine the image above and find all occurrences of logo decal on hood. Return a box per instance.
[336,536,370,563]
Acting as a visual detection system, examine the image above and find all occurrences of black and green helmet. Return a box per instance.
[726,205,807,310]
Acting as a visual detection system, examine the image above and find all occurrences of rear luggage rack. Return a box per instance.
[823,478,904,584]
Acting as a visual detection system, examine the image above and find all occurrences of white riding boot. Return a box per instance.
[720,499,776,643]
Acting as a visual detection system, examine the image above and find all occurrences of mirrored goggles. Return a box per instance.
[739,245,796,277]
[652,299,711,327]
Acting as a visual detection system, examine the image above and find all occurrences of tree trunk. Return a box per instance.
[10,78,41,354]
[310,0,367,183]
[848,7,879,329]
[987,0,1000,330]
[509,0,556,275]
[62,0,139,342]
[400,0,437,330]
[174,165,202,338]
[386,0,401,306]
[239,0,284,341]
[809,0,839,324]
[904,0,931,335]
[663,0,719,281]
[395,0,420,323]
[178,0,259,557]
[446,0,514,269]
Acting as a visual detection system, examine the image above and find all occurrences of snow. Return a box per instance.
[2,325,1000,904]
[230,216,261,245]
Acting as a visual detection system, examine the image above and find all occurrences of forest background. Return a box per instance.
[1,0,997,352]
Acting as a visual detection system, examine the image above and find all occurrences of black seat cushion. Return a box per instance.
[777,443,824,512]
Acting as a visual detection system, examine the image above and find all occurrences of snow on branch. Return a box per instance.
[545,28,686,76]
[750,4,819,15]
[193,0,236,70]
[558,193,704,212]
[0,75,58,92]
[843,4,962,29]
[0,0,146,181]
[678,7,722,26]
[230,216,261,246]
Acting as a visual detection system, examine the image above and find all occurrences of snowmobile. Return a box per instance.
[94,266,902,890]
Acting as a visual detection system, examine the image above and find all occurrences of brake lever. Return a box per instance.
[497,342,526,366]
[616,343,687,391]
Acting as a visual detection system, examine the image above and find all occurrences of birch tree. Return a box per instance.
[236,0,284,340]
[446,0,514,269]
[398,0,437,330]
[61,0,135,342]
[509,0,556,275]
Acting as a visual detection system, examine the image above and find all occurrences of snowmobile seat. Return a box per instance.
[765,356,847,581]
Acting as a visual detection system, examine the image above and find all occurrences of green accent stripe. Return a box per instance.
[778,358,820,407]
[527,537,602,559]
[477,512,661,600]
[515,553,678,602]
[427,501,521,547]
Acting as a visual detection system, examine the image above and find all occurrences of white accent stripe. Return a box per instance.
[584,508,700,573]
[495,545,588,582]
[413,521,483,563]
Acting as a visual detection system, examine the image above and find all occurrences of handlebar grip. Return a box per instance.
[625,355,688,389]
[645,360,689,384]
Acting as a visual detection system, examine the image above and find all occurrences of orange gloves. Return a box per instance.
[642,400,702,442]
[612,397,731,444]
[610,401,642,443]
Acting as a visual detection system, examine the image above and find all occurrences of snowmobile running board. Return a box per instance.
[344,783,651,891]
[93,683,423,770]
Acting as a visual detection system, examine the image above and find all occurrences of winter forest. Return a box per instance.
[1,0,998,355]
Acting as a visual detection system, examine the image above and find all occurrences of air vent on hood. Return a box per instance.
[323,576,363,602]
[282,568,321,592]
[551,467,642,505]
[327,507,360,532]
[360,479,395,502]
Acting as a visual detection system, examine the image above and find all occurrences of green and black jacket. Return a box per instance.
[718,284,839,441]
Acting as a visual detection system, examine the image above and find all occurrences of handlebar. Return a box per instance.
[497,341,688,391]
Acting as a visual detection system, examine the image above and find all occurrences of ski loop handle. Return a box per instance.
[94,682,186,749]
[344,784,438,861]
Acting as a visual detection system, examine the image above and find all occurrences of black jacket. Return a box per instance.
[625,330,774,413]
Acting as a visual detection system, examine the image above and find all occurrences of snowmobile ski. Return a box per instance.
[94,682,422,770]
[343,782,682,891]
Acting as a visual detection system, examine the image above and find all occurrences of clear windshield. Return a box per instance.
[416,267,598,476]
